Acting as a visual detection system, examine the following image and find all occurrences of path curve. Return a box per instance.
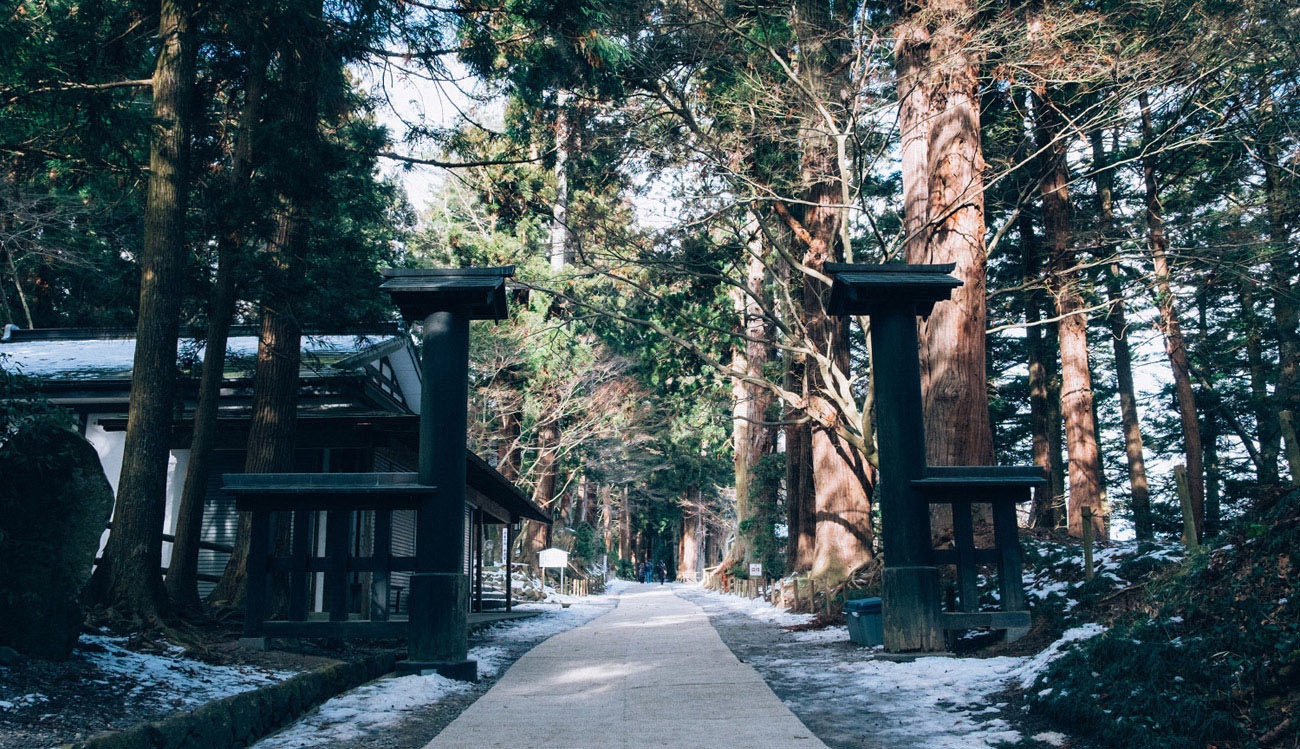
[424,584,826,748]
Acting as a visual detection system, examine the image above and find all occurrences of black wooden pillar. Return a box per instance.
[869,304,943,651]
[826,263,961,653]
[382,266,516,679]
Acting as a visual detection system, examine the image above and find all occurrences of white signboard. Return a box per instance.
[748,563,763,577]
[538,548,569,569]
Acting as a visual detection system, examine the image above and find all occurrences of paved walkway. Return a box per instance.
[424,585,826,748]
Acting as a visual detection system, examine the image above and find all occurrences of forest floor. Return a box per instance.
[0,627,332,748]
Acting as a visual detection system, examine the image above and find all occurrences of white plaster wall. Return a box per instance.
[83,415,189,565]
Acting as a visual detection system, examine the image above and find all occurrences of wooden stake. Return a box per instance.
[1081,506,1095,581]
[1175,464,1199,550]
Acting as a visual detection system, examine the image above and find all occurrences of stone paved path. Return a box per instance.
[424,585,826,748]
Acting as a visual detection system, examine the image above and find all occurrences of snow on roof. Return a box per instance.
[0,328,407,382]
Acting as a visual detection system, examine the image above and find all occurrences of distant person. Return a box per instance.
[656,561,667,585]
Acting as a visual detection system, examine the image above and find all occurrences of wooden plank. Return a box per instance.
[992,499,1027,614]
[325,510,350,622]
[940,610,1030,630]
[289,510,310,621]
[951,502,979,612]
[371,510,392,621]
[244,510,271,638]
[933,548,1000,565]
[916,489,1034,504]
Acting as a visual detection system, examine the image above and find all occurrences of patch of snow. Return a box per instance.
[689,584,813,627]
[830,655,1026,748]
[253,671,469,748]
[1010,624,1106,689]
[80,635,293,709]
[1033,730,1069,746]
[788,627,849,644]
[0,693,48,711]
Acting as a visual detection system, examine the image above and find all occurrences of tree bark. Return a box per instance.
[1237,278,1281,484]
[549,90,571,271]
[895,21,930,262]
[207,1,325,608]
[899,0,993,544]
[1034,87,1106,540]
[1019,208,1057,531]
[1092,130,1152,540]
[913,0,994,469]
[166,43,268,614]
[619,484,631,562]
[784,354,815,573]
[89,0,194,623]
[677,487,703,581]
[523,419,559,564]
[792,0,873,586]
[1138,91,1205,534]
[727,224,777,568]
[600,483,614,559]
[1260,141,1300,470]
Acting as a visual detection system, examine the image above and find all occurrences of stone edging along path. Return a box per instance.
[61,652,397,749]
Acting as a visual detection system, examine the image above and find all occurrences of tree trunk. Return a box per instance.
[895,21,930,262]
[1138,91,1205,534]
[619,484,631,562]
[1238,278,1282,484]
[677,487,702,581]
[207,3,324,608]
[89,0,194,623]
[792,0,873,585]
[1260,142,1300,472]
[728,225,777,568]
[166,43,268,614]
[1019,208,1056,530]
[1092,130,1152,540]
[913,0,994,470]
[523,419,559,564]
[207,310,303,608]
[600,483,614,558]
[549,91,571,271]
[784,352,815,573]
[1034,87,1105,540]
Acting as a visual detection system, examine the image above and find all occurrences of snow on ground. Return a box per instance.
[692,585,814,627]
[253,593,616,747]
[689,584,1106,749]
[76,634,293,710]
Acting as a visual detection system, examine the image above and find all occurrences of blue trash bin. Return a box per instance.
[844,597,883,646]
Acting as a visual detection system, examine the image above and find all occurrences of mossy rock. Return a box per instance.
[0,428,114,659]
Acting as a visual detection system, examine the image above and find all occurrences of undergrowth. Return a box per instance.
[1024,490,1300,748]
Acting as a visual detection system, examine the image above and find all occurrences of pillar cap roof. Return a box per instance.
[380,266,517,321]
[826,262,961,317]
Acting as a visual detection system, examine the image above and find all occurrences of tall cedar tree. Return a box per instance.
[166,41,269,612]
[209,0,327,606]
[89,0,195,623]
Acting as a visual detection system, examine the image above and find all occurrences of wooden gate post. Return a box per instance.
[826,264,961,653]
[383,266,517,679]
